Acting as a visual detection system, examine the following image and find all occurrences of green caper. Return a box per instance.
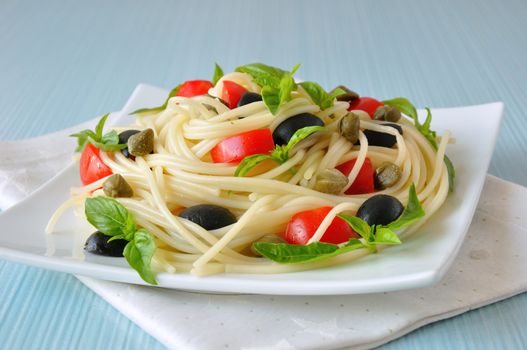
[339,112,360,144]
[314,168,349,194]
[103,174,134,198]
[374,162,401,189]
[331,85,360,102]
[373,105,401,122]
[128,128,154,156]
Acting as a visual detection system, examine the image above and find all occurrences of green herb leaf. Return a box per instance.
[85,197,136,236]
[383,97,455,191]
[253,238,365,264]
[299,81,337,110]
[261,86,281,115]
[89,138,127,152]
[329,87,347,98]
[130,84,181,115]
[123,229,157,285]
[70,129,97,152]
[212,63,224,85]
[234,154,277,177]
[374,227,402,245]
[386,183,425,231]
[94,113,109,139]
[235,63,288,88]
[337,214,372,239]
[272,126,325,163]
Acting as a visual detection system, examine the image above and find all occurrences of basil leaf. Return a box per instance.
[329,87,347,98]
[337,214,371,239]
[261,86,281,115]
[234,154,277,177]
[94,113,109,140]
[100,130,119,145]
[374,227,402,245]
[386,183,425,231]
[123,229,157,285]
[235,63,287,88]
[253,238,365,264]
[272,126,325,162]
[299,81,336,110]
[130,84,181,115]
[383,98,455,192]
[212,63,224,85]
[70,129,97,152]
[89,138,127,152]
[85,197,136,236]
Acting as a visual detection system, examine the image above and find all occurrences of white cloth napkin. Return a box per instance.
[1,121,526,350]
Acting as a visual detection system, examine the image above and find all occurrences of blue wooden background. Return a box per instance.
[1,0,526,348]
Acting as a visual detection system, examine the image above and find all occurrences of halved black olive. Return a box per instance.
[84,231,127,257]
[272,113,324,146]
[238,92,262,107]
[179,204,237,230]
[356,195,404,226]
[118,130,140,158]
[362,123,403,148]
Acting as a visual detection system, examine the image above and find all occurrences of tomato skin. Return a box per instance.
[284,206,358,245]
[336,158,374,195]
[348,97,384,118]
[176,80,213,97]
[221,80,249,109]
[79,144,113,185]
[210,129,275,164]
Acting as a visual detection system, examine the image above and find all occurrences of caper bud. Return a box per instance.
[314,169,349,194]
[374,162,401,189]
[373,105,401,122]
[103,174,134,198]
[331,85,360,102]
[251,234,286,256]
[128,128,154,156]
[339,112,360,144]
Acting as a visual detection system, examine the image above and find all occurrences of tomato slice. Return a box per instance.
[348,97,384,118]
[210,129,275,164]
[336,157,374,195]
[284,206,358,245]
[79,143,113,185]
[176,80,213,98]
[221,80,248,109]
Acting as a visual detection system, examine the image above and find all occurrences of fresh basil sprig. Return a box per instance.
[212,63,224,85]
[85,197,158,285]
[299,81,344,110]
[254,184,424,264]
[130,85,181,115]
[382,97,456,192]
[234,126,325,177]
[236,63,300,115]
[70,113,126,152]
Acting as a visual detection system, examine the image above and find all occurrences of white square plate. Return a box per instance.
[0,84,503,295]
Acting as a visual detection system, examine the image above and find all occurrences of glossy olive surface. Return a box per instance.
[237,92,262,107]
[362,123,403,148]
[118,130,140,158]
[356,194,404,226]
[272,113,324,145]
[179,204,237,230]
[84,231,127,257]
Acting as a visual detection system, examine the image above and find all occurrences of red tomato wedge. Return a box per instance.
[348,97,384,118]
[221,80,248,109]
[79,143,113,185]
[210,129,275,164]
[336,157,374,195]
[176,80,213,98]
[284,206,358,245]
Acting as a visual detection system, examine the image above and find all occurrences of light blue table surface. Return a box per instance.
[1,0,526,349]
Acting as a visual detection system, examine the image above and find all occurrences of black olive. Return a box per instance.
[272,113,324,146]
[356,195,404,226]
[179,204,237,230]
[118,130,140,158]
[84,231,127,257]
[361,123,403,148]
[238,92,262,107]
